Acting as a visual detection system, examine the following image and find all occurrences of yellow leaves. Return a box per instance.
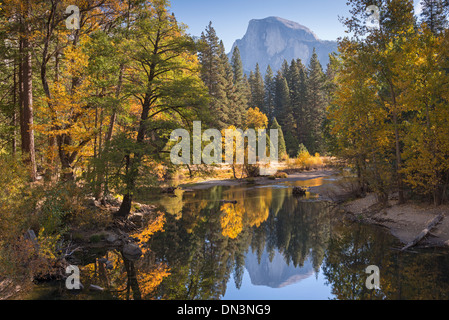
[220,203,244,239]
[219,187,272,239]
[137,263,171,299]
[245,107,268,130]
[37,228,60,261]
[132,211,166,250]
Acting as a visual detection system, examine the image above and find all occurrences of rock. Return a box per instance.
[161,186,177,194]
[24,230,39,249]
[86,197,100,209]
[128,213,143,224]
[98,258,108,263]
[24,229,37,242]
[105,233,120,244]
[122,243,142,261]
[229,16,338,75]
[292,186,307,196]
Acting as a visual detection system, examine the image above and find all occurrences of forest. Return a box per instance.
[1,0,449,299]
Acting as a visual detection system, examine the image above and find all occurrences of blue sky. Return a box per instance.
[169,0,424,53]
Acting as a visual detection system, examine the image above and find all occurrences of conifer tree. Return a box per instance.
[264,65,276,124]
[219,41,246,128]
[297,60,309,146]
[420,0,447,34]
[306,48,326,154]
[270,118,287,159]
[199,22,229,129]
[230,45,249,125]
[231,46,244,85]
[274,73,298,156]
[249,63,265,110]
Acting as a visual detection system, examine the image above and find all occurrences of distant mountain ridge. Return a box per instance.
[229,16,338,74]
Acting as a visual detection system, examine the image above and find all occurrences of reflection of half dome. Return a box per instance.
[245,248,314,289]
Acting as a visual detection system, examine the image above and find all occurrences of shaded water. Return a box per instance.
[24,177,449,300]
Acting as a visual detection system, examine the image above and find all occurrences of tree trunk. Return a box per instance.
[57,134,75,181]
[117,76,154,217]
[116,193,133,218]
[11,61,17,157]
[401,214,444,251]
[387,79,405,204]
[392,110,405,204]
[19,9,37,182]
[44,50,59,182]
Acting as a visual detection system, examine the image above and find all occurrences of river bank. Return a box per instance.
[343,193,449,249]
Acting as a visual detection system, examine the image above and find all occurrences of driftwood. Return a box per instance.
[401,214,445,252]
[220,200,238,204]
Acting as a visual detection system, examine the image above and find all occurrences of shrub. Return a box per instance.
[294,149,324,171]
[274,172,288,179]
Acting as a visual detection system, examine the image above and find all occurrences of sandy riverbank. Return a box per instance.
[343,193,449,249]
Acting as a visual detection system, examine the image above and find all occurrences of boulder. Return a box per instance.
[105,233,120,244]
[292,186,307,196]
[122,243,143,261]
[128,212,143,224]
[24,230,39,249]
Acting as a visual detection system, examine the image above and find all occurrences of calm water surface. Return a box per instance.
[25,176,449,300]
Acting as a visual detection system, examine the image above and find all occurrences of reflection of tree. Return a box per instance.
[322,223,449,300]
[322,224,388,300]
[148,210,234,299]
[147,183,337,299]
[77,183,449,300]
[158,189,185,219]
[220,203,244,239]
[248,190,332,270]
[73,211,170,300]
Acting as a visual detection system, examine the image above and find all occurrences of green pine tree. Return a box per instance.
[264,65,276,124]
[231,46,244,85]
[198,22,229,129]
[219,41,246,128]
[274,73,298,156]
[270,118,287,159]
[306,48,326,154]
[249,63,265,110]
[420,0,447,34]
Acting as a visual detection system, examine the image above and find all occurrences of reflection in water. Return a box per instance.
[27,178,449,300]
[323,224,449,300]
[245,249,315,288]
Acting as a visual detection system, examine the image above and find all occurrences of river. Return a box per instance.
[23,174,449,300]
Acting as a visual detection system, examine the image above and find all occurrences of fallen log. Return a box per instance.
[220,200,238,204]
[401,213,445,252]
